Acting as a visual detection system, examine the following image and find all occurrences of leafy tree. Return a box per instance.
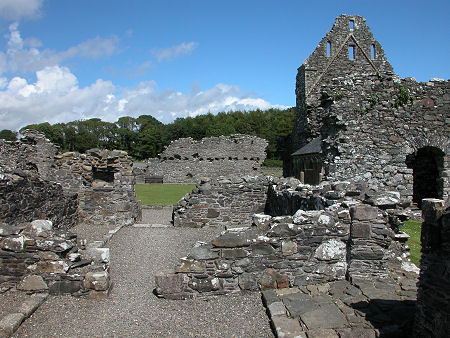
[0,129,17,141]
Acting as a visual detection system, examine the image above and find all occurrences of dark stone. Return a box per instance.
[49,280,82,295]
[250,243,275,256]
[206,208,220,218]
[351,222,371,238]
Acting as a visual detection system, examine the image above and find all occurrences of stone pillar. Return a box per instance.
[414,198,450,337]
[347,204,391,279]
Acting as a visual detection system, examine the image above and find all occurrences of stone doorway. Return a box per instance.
[406,146,444,208]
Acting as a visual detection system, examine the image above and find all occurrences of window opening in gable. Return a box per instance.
[371,44,376,59]
[349,19,355,30]
[326,41,331,57]
[348,46,355,60]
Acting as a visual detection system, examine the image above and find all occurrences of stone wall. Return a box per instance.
[286,14,449,206]
[145,134,268,183]
[0,170,78,228]
[0,131,140,227]
[156,179,409,299]
[173,176,268,228]
[0,219,111,298]
[320,75,449,202]
[414,198,450,337]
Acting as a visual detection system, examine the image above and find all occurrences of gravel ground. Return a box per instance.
[14,213,273,337]
[0,291,28,318]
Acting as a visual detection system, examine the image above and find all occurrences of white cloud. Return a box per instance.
[0,0,43,21]
[1,23,119,75]
[0,66,287,130]
[151,42,199,62]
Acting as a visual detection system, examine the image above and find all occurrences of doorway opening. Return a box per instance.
[406,146,444,208]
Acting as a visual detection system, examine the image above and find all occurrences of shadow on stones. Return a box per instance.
[350,299,416,338]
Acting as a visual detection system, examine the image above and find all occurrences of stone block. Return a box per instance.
[351,222,371,239]
[271,316,305,338]
[282,240,298,256]
[82,247,110,263]
[253,213,272,228]
[0,313,25,337]
[300,303,347,330]
[314,239,346,261]
[306,329,339,338]
[187,242,219,260]
[155,273,187,295]
[17,275,48,291]
[259,269,289,290]
[188,277,221,292]
[221,248,248,259]
[28,260,69,274]
[238,273,258,291]
[212,229,257,248]
[49,280,82,295]
[84,271,109,291]
[421,198,444,224]
[250,243,275,256]
[30,220,53,236]
[0,236,24,252]
[350,205,378,221]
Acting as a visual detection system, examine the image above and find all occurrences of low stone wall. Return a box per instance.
[414,198,450,337]
[173,176,269,228]
[156,201,402,299]
[0,169,78,229]
[0,220,111,298]
[53,149,140,226]
[145,134,268,183]
[0,131,140,228]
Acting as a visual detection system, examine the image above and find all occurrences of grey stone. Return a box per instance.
[238,273,258,291]
[351,222,371,238]
[300,303,347,330]
[268,301,287,316]
[350,205,379,221]
[84,271,109,291]
[212,230,255,247]
[155,273,187,295]
[250,243,275,255]
[187,243,219,260]
[314,239,346,261]
[0,313,25,337]
[282,293,318,317]
[271,316,305,338]
[17,275,48,291]
[188,277,221,292]
[49,280,82,295]
[306,329,339,338]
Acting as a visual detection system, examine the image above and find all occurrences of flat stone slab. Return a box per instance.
[264,274,418,337]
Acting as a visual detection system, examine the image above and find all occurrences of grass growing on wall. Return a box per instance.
[401,219,422,266]
[135,184,196,205]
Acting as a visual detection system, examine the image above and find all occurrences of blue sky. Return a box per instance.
[0,0,448,130]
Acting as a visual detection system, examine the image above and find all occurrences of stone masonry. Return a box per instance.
[144,134,268,183]
[286,14,449,205]
[156,177,411,299]
[173,176,268,228]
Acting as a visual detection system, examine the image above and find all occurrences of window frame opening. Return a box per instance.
[348,45,355,60]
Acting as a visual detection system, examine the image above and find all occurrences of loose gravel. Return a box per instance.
[14,211,273,337]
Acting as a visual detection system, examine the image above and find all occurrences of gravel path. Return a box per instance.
[14,211,273,337]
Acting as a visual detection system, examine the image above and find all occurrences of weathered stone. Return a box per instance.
[49,280,82,295]
[0,313,25,337]
[314,239,346,261]
[187,242,219,260]
[0,236,24,252]
[259,269,289,290]
[35,238,74,253]
[350,222,371,239]
[282,292,318,317]
[253,213,272,228]
[82,247,110,263]
[28,260,69,274]
[30,220,53,236]
[212,229,255,247]
[188,277,221,292]
[300,303,347,330]
[221,248,248,259]
[17,275,48,291]
[282,240,298,256]
[83,271,109,291]
[271,316,305,338]
[350,205,378,221]
[206,208,220,218]
[155,273,187,295]
[238,273,258,291]
[250,243,275,255]
[306,329,339,338]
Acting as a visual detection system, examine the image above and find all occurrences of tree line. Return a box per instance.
[1,107,296,162]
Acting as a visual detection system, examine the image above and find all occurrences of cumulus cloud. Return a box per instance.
[151,41,199,61]
[0,66,287,130]
[0,0,43,21]
[0,23,119,75]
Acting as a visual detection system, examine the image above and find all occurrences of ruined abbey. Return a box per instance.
[0,14,449,338]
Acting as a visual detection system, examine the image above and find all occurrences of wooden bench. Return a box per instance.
[145,175,163,184]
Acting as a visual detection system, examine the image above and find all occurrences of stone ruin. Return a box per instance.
[134,134,268,183]
[285,14,449,206]
[0,130,140,297]
[156,14,449,335]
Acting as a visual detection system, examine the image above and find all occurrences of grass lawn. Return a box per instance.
[135,184,195,206]
[400,219,422,266]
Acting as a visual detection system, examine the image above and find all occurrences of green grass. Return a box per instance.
[135,184,195,205]
[400,219,422,266]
